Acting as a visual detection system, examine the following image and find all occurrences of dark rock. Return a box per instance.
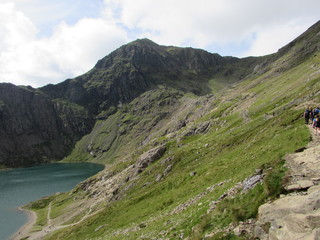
[139,223,147,228]
[295,147,307,153]
[183,121,211,137]
[195,121,211,134]
[0,83,93,167]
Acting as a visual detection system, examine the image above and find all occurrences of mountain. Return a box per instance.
[3,20,320,239]
[40,38,265,114]
[0,39,266,167]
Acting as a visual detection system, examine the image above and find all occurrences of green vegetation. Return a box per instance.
[42,56,312,238]
[24,24,320,239]
[25,196,54,227]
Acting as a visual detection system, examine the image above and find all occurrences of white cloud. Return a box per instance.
[0,2,128,87]
[241,20,313,57]
[0,0,319,87]
[104,0,320,55]
[43,18,128,77]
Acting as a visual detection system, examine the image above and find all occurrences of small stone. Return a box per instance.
[139,223,147,228]
[155,174,162,182]
[95,224,107,232]
[190,171,197,177]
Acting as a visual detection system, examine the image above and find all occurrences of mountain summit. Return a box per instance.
[40,38,262,114]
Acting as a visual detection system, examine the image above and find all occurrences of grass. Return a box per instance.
[30,44,319,239]
[25,196,54,227]
[43,99,309,240]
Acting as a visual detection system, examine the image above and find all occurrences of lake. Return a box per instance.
[0,163,104,240]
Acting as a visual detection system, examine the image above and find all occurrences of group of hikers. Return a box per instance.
[304,107,320,135]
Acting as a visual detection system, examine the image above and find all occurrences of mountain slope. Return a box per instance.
[0,39,266,167]
[18,21,320,240]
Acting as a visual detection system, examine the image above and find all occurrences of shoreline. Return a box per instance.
[9,207,37,240]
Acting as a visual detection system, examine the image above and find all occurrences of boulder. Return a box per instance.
[242,174,264,192]
[133,145,166,175]
[255,185,320,240]
[285,180,314,191]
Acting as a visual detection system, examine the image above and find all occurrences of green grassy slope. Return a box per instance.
[24,21,320,240]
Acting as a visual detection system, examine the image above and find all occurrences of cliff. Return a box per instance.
[0,83,93,167]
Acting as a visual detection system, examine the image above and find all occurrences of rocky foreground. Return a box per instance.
[254,126,320,240]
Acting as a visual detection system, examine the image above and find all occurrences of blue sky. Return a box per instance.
[0,0,319,87]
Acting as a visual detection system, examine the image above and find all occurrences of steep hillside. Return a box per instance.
[17,21,320,240]
[0,39,266,168]
[0,83,93,167]
[40,39,270,165]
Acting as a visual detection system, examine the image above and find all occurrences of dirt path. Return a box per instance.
[21,199,105,240]
[255,125,320,240]
[47,201,52,226]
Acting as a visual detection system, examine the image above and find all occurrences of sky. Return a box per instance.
[0,0,319,87]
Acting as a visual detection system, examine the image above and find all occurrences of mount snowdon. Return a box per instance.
[2,20,320,239]
[0,38,264,167]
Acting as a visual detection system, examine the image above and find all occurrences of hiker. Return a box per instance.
[309,108,314,123]
[304,108,311,124]
[313,115,320,135]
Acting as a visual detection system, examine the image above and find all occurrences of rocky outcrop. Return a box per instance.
[182,121,211,137]
[255,128,320,240]
[255,186,320,240]
[133,145,166,175]
[0,83,93,167]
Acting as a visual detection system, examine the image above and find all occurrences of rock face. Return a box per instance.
[0,83,93,167]
[133,145,166,176]
[255,185,320,240]
[255,127,320,240]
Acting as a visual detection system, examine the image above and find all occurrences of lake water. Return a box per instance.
[0,163,104,240]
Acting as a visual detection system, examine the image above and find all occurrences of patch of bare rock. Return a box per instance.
[254,126,320,240]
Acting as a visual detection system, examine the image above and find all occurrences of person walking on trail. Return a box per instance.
[310,108,314,123]
[314,115,320,136]
[304,108,311,124]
